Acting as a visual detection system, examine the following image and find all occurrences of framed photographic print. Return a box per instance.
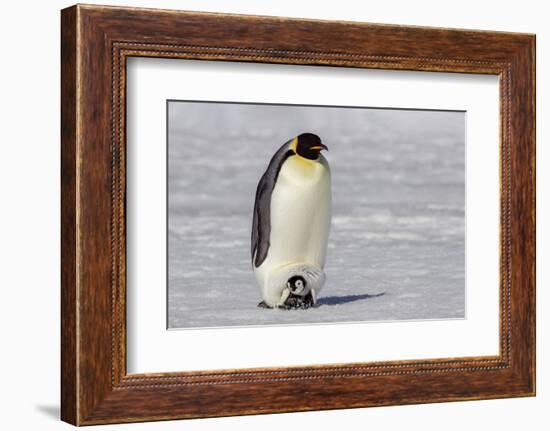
[61,4,536,425]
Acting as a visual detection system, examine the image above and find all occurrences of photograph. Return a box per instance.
[167,100,466,329]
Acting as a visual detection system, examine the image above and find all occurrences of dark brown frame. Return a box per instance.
[61,4,536,426]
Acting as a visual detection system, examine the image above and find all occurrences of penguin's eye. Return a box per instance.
[296,280,303,288]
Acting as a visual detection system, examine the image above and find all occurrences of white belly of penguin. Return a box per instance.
[255,155,331,306]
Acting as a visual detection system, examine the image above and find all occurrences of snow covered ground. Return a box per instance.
[167,102,465,328]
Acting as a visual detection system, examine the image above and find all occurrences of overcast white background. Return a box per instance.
[0,1,546,430]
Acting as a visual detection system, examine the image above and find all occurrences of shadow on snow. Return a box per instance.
[318,292,385,306]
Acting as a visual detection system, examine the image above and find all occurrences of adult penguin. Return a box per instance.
[251,133,331,309]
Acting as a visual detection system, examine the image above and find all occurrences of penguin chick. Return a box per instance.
[257,262,324,309]
[287,275,307,296]
[281,275,316,310]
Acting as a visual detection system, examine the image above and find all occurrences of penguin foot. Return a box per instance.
[257,301,273,309]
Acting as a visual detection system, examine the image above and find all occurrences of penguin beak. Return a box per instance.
[310,144,328,152]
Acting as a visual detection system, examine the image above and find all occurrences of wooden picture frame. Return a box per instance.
[61,4,535,425]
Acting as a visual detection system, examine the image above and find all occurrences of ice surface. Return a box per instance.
[167,102,465,329]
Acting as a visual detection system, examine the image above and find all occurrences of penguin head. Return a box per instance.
[287,275,307,295]
[294,133,328,160]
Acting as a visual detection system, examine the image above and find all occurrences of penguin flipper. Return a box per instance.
[251,141,294,268]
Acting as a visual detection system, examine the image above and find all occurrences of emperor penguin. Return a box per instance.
[251,133,331,309]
